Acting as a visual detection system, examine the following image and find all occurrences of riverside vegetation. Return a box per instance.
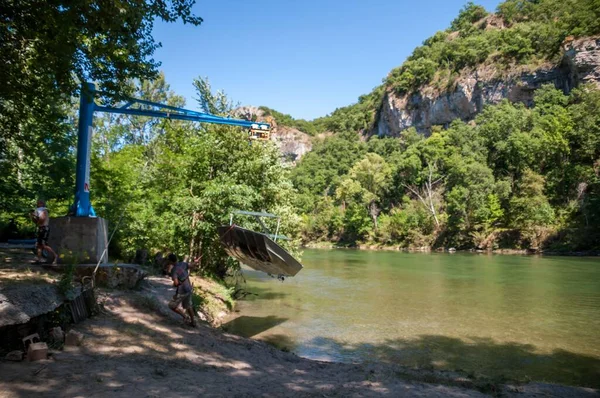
[291,85,600,251]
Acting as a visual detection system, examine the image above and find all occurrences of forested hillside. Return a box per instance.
[294,86,600,250]
[1,0,599,261]
[290,0,600,251]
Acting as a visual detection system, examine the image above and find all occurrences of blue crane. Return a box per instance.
[73,82,270,217]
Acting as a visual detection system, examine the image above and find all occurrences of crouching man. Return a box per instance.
[166,254,196,327]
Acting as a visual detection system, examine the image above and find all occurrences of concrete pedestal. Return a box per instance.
[48,217,108,264]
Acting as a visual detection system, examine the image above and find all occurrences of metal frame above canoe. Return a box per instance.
[228,210,290,242]
[218,211,303,277]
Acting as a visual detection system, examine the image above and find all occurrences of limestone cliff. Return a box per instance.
[233,106,312,162]
[375,36,600,137]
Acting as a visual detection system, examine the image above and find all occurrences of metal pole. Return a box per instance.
[274,218,281,242]
[74,82,96,217]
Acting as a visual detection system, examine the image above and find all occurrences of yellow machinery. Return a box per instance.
[249,123,271,141]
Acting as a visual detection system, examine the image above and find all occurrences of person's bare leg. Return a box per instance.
[187,307,196,326]
[170,304,187,319]
[35,244,42,263]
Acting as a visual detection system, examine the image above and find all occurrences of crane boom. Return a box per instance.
[73,82,270,217]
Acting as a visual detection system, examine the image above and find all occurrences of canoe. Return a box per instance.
[217,225,303,277]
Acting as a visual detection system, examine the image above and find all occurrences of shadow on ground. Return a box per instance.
[0,277,597,397]
[304,334,600,388]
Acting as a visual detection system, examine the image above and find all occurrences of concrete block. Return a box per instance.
[27,342,48,362]
[48,217,108,264]
[65,330,84,347]
[5,350,24,361]
[22,333,40,349]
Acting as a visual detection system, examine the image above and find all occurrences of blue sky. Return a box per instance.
[152,0,502,120]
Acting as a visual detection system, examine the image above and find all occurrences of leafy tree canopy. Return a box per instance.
[0,0,202,145]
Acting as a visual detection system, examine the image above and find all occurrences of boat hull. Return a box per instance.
[217,225,303,277]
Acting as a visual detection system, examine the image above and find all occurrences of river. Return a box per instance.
[222,249,600,387]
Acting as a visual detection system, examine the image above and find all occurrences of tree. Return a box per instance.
[83,74,302,278]
[569,85,600,163]
[0,0,203,231]
[509,169,555,230]
[293,81,600,251]
[445,158,503,246]
[94,72,186,159]
[450,2,488,33]
[402,162,444,229]
[193,77,237,116]
[335,178,363,212]
[346,153,392,230]
[0,0,202,164]
[143,79,298,277]
[291,132,366,201]
[391,132,447,229]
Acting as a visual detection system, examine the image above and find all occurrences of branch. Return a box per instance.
[402,183,429,210]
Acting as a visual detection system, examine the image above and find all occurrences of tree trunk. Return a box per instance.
[403,163,443,229]
[188,211,202,262]
[369,201,379,230]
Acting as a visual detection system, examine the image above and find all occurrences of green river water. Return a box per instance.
[222,249,600,387]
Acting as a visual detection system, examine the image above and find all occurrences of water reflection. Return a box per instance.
[221,315,287,338]
[302,334,600,388]
[223,250,600,387]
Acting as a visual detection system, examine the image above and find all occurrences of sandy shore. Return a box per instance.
[0,276,597,397]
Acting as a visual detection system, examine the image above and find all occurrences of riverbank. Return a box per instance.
[302,242,600,257]
[1,275,597,397]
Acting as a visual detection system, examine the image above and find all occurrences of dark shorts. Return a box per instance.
[169,292,192,310]
[36,227,50,246]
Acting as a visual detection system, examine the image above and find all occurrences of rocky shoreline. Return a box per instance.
[302,242,600,257]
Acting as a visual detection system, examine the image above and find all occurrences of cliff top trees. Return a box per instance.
[291,85,600,250]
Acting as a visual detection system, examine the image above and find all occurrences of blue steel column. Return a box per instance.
[74,82,96,217]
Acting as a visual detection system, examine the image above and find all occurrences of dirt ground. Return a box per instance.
[0,275,598,397]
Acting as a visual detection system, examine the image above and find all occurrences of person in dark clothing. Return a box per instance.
[166,254,196,327]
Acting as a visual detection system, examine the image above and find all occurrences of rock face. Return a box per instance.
[50,327,65,343]
[271,126,312,162]
[564,36,600,85]
[376,36,600,137]
[0,284,63,328]
[233,106,312,162]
